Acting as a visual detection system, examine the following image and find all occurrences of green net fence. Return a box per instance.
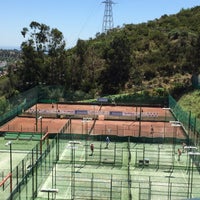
[1,87,200,199]
[169,95,200,147]
[0,87,39,126]
[4,136,59,200]
[3,136,199,200]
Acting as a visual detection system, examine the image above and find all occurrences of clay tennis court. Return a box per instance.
[0,104,185,139]
[0,103,184,140]
[0,103,194,200]
[68,119,186,139]
[0,117,69,134]
[25,103,170,118]
[28,103,167,113]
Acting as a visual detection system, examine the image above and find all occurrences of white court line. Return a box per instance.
[38,155,71,199]
[65,181,71,199]
[128,121,135,126]
[79,144,86,161]
[59,147,68,160]
[64,144,86,198]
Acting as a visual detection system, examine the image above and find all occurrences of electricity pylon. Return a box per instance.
[102,0,115,33]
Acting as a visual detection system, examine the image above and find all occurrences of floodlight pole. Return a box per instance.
[71,143,75,199]
[187,152,191,198]
[187,152,197,198]
[68,141,80,199]
[38,116,43,138]
[93,105,96,120]
[82,119,89,162]
[5,141,12,175]
[138,106,142,137]
[193,117,197,146]
[170,122,181,168]
[188,111,191,146]
[5,141,12,198]
[86,121,89,162]
[35,104,38,132]
[190,155,194,198]
[162,108,170,139]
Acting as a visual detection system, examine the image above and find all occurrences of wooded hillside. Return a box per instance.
[7,6,200,99]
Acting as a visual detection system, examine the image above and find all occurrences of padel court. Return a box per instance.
[0,103,199,200]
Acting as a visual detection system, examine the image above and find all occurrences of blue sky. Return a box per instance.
[0,0,199,49]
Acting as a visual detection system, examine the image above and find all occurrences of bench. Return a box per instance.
[138,158,150,166]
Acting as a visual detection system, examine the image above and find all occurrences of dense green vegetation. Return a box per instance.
[0,49,21,61]
[1,6,200,101]
[178,89,200,118]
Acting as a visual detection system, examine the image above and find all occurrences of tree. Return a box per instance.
[100,33,131,94]
[17,21,66,90]
[68,39,87,91]
[46,28,66,85]
[189,34,200,74]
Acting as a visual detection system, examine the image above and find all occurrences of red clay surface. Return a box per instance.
[68,119,186,139]
[0,103,185,139]
[0,117,69,134]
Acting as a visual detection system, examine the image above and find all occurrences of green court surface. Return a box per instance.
[0,136,199,199]
[31,140,200,200]
[0,88,199,199]
[0,137,40,200]
[0,138,39,170]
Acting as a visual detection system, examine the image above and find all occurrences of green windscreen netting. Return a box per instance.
[169,95,200,145]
